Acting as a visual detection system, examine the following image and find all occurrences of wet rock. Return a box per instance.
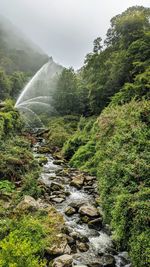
[64,191,71,197]
[88,255,115,267]
[80,215,90,223]
[52,197,65,203]
[65,206,76,216]
[85,175,96,182]
[53,159,65,165]
[79,204,99,218]
[52,254,73,267]
[100,255,116,267]
[88,218,103,231]
[70,174,85,189]
[66,235,75,246]
[46,237,69,256]
[37,146,51,153]
[76,241,89,252]
[70,231,80,240]
[70,200,87,210]
[50,182,64,191]
[38,156,48,165]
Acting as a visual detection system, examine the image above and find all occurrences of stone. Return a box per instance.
[65,206,76,216]
[38,156,48,165]
[70,174,85,189]
[46,238,68,256]
[100,255,115,267]
[88,218,103,231]
[88,255,115,267]
[52,254,73,267]
[70,200,86,210]
[50,182,64,191]
[79,204,99,217]
[52,197,65,203]
[76,241,89,252]
[16,195,39,211]
[85,175,96,181]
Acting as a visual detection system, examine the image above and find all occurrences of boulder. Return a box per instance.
[87,255,115,267]
[50,182,64,191]
[76,241,89,252]
[52,197,65,203]
[46,237,70,256]
[100,255,115,267]
[79,204,99,217]
[70,175,84,189]
[88,218,103,231]
[16,195,39,212]
[52,254,73,267]
[65,206,76,216]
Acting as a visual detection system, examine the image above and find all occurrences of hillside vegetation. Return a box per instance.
[0,5,149,267]
[50,6,150,267]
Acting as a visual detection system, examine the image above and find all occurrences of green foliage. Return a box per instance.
[45,115,79,149]
[10,71,27,99]
[53,68,79,115]
[0,180,15,196]
[63,117,95,160]
[111,67,150,105]
[64,100,150,267]
[0,68,11,100]
[0,208,64,267]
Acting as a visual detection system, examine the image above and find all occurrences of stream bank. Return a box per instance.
[34,138,131,267]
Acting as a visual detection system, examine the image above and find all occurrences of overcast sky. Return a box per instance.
[0,0,149,69]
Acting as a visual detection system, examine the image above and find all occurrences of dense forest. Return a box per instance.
[0,5,149,267]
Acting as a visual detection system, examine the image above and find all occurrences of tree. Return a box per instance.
[93,37,103,53]
[0,68,11,100]
[52,68,79,115]
[10,71,27,99]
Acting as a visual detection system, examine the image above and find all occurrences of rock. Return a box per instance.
[46,238,69,256]
[52,254,73,267]
[70,200,86,210]
[85,175,96,181]
[88,255,115,267]
[65,191,71,197]
[70,174,85,189]
[100,255,115,267]
[70,231,80,240]
[88,218,103,231]
[76,241,89,252]
[65,206,76,216]
[66,235,75,246]
[16,195,39,212]
[53,159,65,165]
[50,182,64,191]
[79,235,89,243]
[52,197,65,203]
[37,146,51,153]
[38,156,48,165]
[79,204,99,217]
[80,215,90,223]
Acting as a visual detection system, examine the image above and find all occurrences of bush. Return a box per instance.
[64,100,150,267]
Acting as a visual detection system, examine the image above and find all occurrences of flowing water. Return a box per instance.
[34,140,131,267]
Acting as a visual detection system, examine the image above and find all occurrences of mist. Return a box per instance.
[0,0,149,69]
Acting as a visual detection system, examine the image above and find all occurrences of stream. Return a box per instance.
[34,140,131,267]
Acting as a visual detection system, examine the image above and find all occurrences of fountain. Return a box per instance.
[15,57,63,127]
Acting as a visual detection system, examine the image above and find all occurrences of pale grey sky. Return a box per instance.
[0,0,149,69]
